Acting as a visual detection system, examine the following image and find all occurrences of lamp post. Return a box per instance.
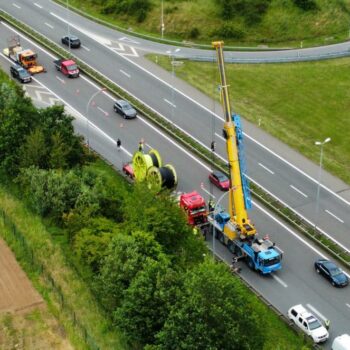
[161,0,165,39]
[314,137,331,232]
[212,190,229,258]
[66,0,71,52]
[166,48,181,123]
[86,88,106,150]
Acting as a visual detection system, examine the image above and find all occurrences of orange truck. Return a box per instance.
[3,36,45,74]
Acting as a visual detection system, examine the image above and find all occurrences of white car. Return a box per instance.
[288,304,329,343]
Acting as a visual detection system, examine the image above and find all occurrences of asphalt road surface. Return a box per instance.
[0,23,349,348]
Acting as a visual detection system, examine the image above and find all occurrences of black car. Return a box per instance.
[61,35,81,48]
[314,259,348,287]
[10,65,32,83]
[114,100,137,119]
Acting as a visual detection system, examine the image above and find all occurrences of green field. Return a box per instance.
[63,0,350,47]
[148,54,350,184]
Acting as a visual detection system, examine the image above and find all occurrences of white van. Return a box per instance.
[332,334,350,350]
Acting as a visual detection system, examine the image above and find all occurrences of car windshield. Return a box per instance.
[217,174,227,181]
[330,268,343,276]
[189,206,206,215]
[18,70,28,77]
[307,318,322,330]
[263,256,280,266]
[67,64,78,71]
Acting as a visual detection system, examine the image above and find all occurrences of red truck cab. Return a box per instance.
[179,191,208,226]
[54,59,79,78]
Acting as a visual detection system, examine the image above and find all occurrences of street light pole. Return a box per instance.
[161,0,164,39]
[314,137,331,232]
[85,88,106,150]
[66,0,71,52]
[212,190,229,258]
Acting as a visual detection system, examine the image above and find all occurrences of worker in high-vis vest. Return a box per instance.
[193,227,199,236]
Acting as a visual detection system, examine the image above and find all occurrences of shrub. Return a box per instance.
[293,0,318,11]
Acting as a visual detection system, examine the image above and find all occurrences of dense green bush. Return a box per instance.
[293,0,318,11]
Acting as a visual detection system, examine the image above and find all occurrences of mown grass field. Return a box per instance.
[148,54,350,184]
[64,0,350,47]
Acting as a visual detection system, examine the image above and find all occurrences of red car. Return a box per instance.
[209,171,230,191]
[122,163,134,179]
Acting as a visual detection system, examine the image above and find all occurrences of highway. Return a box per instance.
[0,21,349,348]
[1,0,349,257]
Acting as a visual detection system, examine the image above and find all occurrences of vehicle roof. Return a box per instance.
[63,60,76,65]
[19,49,35,56]
[291,304,307,314]
[12,64,25,71]
[212,170,227,179]
[65,35,79,40]
[115,99,131,107]
[180,191,205,206]
[259,249,279,259]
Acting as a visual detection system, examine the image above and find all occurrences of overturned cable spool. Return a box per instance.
[132,149,162,182]
[147,164,178,192]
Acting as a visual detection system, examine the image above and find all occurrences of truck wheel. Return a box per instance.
[218,232,225,244]
[227,241,235,253]
[246,257,255,270]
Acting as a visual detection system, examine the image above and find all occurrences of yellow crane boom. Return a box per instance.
[212,41,256,240]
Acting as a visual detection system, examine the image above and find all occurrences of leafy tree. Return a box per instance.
[19,127,47,169]
[100,0,151,22]
[73,217,120,272]
[153,260,265,350]
[293,0,317,11]
[122,184,207,265]
[114,259,180,345]
[95,231,166,310]
[0,82,39,175]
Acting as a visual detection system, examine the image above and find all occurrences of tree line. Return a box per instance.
[0,71,303,349]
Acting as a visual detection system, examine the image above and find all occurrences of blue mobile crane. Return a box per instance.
[211,41,282,274]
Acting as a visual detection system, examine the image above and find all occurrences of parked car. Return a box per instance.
[10,65,31,83]
[114,100,137,119]
[288,304,329,343]
[122,163,134,179]
[209,170,230,190]
[314,259,349,287]
[61,35,81,48]
[332,334,350,350]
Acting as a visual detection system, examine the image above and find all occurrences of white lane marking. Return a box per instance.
[81,45,90,51]
[97,106,109,117]
[34,3,43,9]
[55,75,65,84]
[290,185,308,198]
[346,303,350,309]
[145,143,152,149]
[306,304,327,322]
[119,69,130,78]
[325,209,344,223]
[272,275,288,288]
[49,12,350,207]
[164,99,176,108]
[258,162,274,175]
[2,22,349,258]
[201,186,216,199]
[12,3,21,9]
[119,36,139,44]
[138,116,212,172]
[45,22,54,29]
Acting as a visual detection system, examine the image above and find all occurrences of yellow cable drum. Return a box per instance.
[147,164,178,192]
[132,149,162,182]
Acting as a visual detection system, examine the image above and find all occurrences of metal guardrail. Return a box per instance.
[0,9,349,272]
[178,50,350,63]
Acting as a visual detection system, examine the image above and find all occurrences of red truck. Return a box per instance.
[179,191,208,228]
[54,59,79,78]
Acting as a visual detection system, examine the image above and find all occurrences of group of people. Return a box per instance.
[116,139,145,152]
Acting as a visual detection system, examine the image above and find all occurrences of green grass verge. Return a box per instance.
[0,182,129,350]
[147,54,350,185]
[56,0,350,48]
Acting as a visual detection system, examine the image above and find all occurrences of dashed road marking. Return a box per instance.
[200,185,216,199]
[97,106,109,117]
[325,209,344,223]
[272,275,288,288]
[120,69,130,78]
[45,22,54,29]
[55,75,65,84]
[164,99,176,108]
[34,3,43,9]
[290,185,308,198]
[13,3,21,9]
[306,304,327,321]
[258,162,274,175]
[81,45,90,51]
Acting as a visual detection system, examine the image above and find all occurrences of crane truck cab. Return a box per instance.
[179,191,208,227]
[211,210,282,274]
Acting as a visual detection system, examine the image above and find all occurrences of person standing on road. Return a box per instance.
[138,141,144,153]
[117,138,121,151]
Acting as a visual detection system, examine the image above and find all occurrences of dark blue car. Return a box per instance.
[314,259,348,287]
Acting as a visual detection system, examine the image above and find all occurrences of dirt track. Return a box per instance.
[0,238,43,314]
